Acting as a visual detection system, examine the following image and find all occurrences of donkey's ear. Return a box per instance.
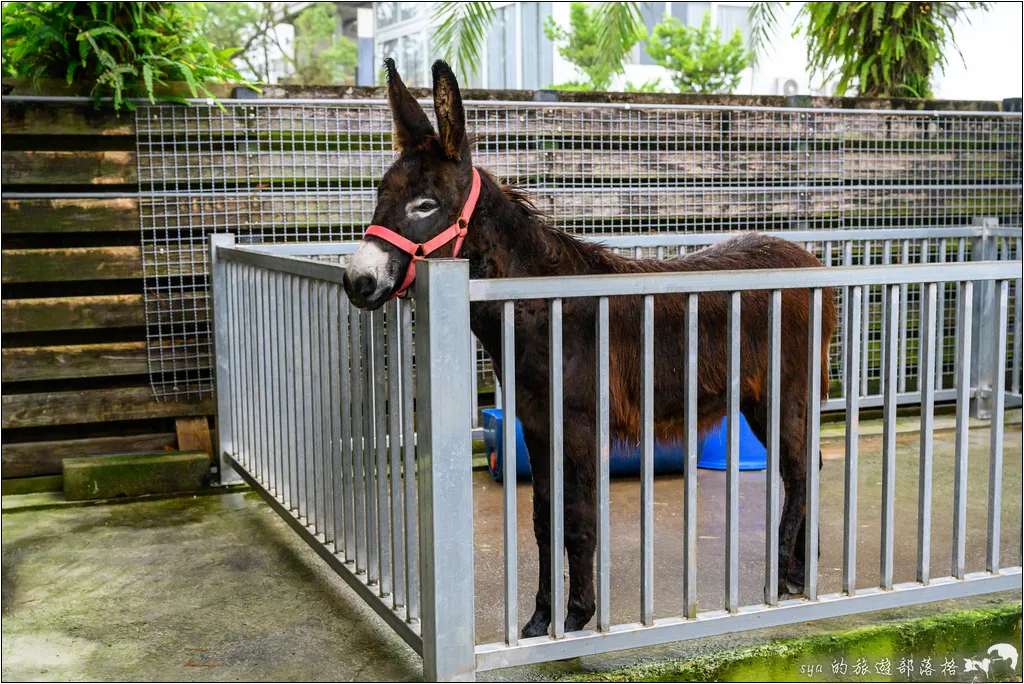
[384,58,435,153]
[431,60,469,161]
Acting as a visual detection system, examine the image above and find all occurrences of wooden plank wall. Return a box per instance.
[2,101,211,479]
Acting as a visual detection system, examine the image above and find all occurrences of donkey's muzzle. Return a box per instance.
[343,270,381,310]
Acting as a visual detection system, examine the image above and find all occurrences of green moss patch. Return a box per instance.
[562,603,1022,682]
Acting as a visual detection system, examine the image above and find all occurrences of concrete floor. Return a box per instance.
[2,422,1021,681]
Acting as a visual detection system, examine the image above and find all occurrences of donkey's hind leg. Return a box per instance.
[564,421,597,632]
[777,395,809,596]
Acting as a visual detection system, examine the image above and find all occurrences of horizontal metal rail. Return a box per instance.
[469,260,1022,301]
[474,570,1022,671]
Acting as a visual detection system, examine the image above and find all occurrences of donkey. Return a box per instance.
[344,59,837,637]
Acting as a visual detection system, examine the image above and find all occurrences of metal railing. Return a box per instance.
[210,234,1022,681]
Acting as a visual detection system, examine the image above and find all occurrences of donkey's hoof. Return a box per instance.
[784,578,805,596]
[521,612,551,638]
[564,612,592,633]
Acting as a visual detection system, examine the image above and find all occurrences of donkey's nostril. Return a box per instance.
[353,273,377,298]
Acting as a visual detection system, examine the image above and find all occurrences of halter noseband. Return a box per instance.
[363,167,482,298]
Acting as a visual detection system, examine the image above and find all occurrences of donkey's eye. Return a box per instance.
[406,198,439,218]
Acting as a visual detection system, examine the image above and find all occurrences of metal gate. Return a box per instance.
[210,236,1022,680]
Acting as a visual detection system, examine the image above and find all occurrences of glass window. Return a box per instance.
[376,2,398,28]
[402,32,426,87]
[672,2,711,26]
[717,5,752,46]
[398,2,420,23]
[521,2,554,89]
[487,5,516,89]
[639,2,666,65]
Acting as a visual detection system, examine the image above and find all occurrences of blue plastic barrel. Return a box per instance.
[483,408,766,481]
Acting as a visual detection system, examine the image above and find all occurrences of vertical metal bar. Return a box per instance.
[918,282,937,584]
[683,294,698,619]
[210,235,241,485]
[228,262,243,472]
[841,241,852,400]
[501,300,518,645]
[880,283,899,590]
[276,273,287,503]
[1013,264,1022,396]
[373,311,391,597]
[805,288,822,601]
[953,280,973,579]
[350,306,367,574]
[471,336,479,429]
[287,275,299,510]
[387,299,407,608]
[764,290,781,606]
[247,268,259,477]
[330,285,345,554]
[263,271,277,497]
[987,280,1008,573]
[415,260,475,682]
[310,282,325,534]
[880,240,892,395]
[726,291,740,613]
[641,294,655,625]
[595,296,611,631]
[550,297,566,638]
[861,242,872,397]
[899,240,910,393]
[844,286,862,595]
[320,283,335,543]
[364,310,379,585]
[936,239,947,390]
[400,297,419,623]
[339,290,354,560]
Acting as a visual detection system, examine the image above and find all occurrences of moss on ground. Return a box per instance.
[561,603,1023,682]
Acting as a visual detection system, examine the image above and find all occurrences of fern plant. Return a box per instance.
[1,2,245,110]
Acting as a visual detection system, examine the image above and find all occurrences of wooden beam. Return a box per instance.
[2,246,142,283]
[2,432,177,479]
[2,294,145,332]
[1,198,139,233]
[2,386,214,428]
[2,292,206,333]
[1,150,137,185]
[1,102,135,136]
[1,342,149,381]
[176,416,213,462]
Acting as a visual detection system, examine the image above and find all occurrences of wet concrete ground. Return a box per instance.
[470,423,1023,645]
[2,420,1021,681]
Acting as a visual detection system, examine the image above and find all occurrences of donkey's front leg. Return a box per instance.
[522,478,552,638]
[521,424,553,638]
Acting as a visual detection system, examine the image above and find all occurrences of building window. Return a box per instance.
[639,2,667,65]
[673,2,712,26]
[717,5,752,46]
[487,5,517,89]
[521,2,554,89]
[376,2,421,30]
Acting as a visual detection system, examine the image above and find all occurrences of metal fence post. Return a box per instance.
[415,259,476,682]
[971,217,999,418]
[210,233,242,485]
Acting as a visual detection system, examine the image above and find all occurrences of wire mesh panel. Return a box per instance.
[137,101,1022,398]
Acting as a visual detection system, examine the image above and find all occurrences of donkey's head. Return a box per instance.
[343,58,476,310]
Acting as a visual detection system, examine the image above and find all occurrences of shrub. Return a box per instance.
[544,2,644,91]
[1,2,244,109]
[645,12,750,93]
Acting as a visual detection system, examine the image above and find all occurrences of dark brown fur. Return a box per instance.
[344,59,837,637]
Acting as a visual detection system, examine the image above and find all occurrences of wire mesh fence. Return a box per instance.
[136,100,1022,399]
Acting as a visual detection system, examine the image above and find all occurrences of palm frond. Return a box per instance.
[431,1,495,81]
[593,1,646,83]
[747,1,782,67]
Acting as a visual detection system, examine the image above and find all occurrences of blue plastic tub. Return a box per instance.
[482,409,766,481]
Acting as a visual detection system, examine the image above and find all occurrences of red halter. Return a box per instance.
[363,168,482,298]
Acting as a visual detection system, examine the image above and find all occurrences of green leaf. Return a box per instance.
[431,1,495,81]
[142,63,154,102]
